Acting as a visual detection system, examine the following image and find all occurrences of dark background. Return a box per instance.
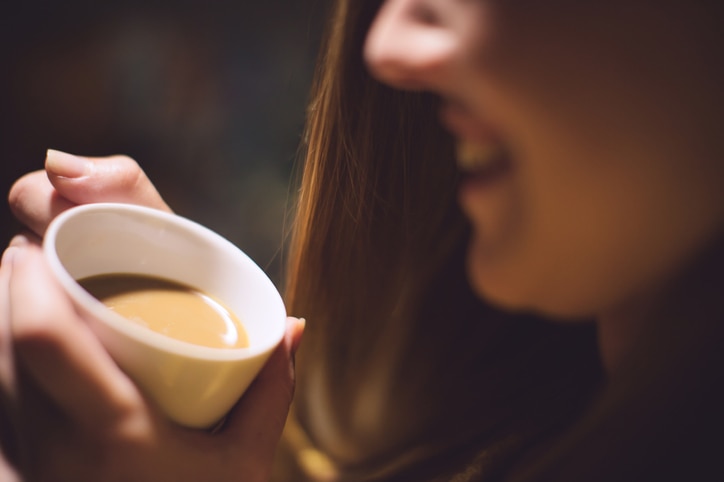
[0,0,327,286]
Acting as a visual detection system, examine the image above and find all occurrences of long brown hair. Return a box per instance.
[283,0,601,480]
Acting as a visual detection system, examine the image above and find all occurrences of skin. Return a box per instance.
[365,0,724,367]
[1,152,304,481]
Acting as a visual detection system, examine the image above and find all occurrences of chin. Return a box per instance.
[466,260,528,310]
[466,262,595,322]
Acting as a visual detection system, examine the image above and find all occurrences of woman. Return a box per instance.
[3,0,724,481]
[281,1,724,480]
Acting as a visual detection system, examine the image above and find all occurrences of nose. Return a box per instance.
[364,0,457,91]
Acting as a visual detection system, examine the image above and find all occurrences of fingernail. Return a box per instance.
[45,149,90,178]
[297,318,306,330]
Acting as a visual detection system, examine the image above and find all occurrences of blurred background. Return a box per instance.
[0,0,327,286]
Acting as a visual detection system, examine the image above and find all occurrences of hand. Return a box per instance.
[3,151,305,481]
[9,149,171,237]
[0,236,304,482]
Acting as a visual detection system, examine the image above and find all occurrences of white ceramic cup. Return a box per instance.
[43,202,287,429]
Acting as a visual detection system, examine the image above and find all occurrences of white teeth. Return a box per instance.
[455,140,503,172]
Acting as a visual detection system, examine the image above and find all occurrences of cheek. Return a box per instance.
[466,145,724,319]
[462,3,724,317]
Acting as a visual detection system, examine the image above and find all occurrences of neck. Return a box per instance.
[597,236,724,376]
[596,295,654,376]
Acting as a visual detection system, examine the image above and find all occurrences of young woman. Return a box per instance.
[3,0,724,481]
[280,1,724,480]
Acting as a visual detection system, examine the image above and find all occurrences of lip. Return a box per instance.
[458,151,512,193]
[439,100,499,143]
[439,99,513,177]
[437,100,516,212]
[456,150,515,243]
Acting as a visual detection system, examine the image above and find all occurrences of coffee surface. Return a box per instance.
[79,273,249,349]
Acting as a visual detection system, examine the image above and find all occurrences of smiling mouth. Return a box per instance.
[455,139,512,181]
[439,98,513,181]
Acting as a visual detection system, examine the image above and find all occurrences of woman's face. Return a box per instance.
[365,0,724,318]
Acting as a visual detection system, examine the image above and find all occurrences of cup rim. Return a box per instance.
[43,202,287,361]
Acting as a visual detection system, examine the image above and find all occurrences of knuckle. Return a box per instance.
[106,155,147,194]
[105,407,151,446]
[111,154,141,172]
[12,305,59,347]
[7,171,55,232]
[11,294,70,351]
[7,172,34,216]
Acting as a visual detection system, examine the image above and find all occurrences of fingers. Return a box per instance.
[0,241,22,397]
[8,243,146,432]
[221,317,305,455]
[1,235,46,476]
[0,237,34,402]
[0,244,21,474]
[8,171,75,237]
[8,150,171,237]
[288,317,306,355]
[0,453,20,482]
[45,150,170,211]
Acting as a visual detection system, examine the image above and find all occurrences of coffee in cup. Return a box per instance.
[78,273,250,349]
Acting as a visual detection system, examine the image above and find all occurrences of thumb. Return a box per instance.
[220,317,305,453]
[45,149,170,211]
